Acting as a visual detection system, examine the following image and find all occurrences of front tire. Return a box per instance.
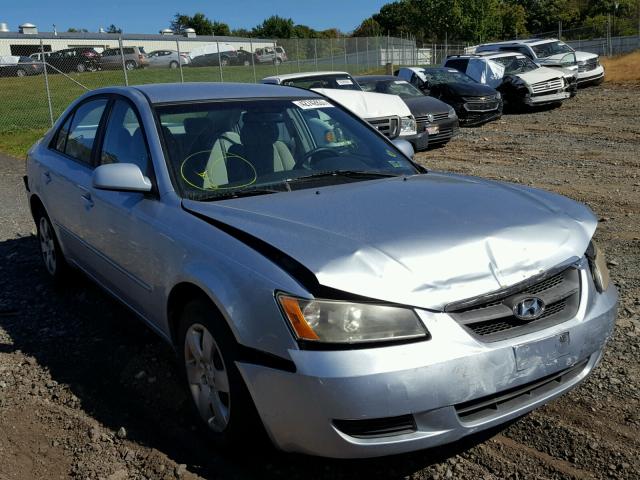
[35,210,70,281]
[16,68,26,77]
[76,63,86,73]
[169,61,178,69]
[125,60,136,71]
[178,299,263,445]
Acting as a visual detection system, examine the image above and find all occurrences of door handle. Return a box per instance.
[81,192,94,208]
[43,171,51,184]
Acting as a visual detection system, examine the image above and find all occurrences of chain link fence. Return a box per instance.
[0,30,638,146]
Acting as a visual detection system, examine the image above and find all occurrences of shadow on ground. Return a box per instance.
[0,234,512,479]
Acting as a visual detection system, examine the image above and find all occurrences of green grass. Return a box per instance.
[0,63,386,158]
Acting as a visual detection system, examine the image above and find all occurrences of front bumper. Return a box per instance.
[525,90,571,106]
[578,66,605,85]
[238,262,617,458]
[401,131,429,152]
[423,118,459,146]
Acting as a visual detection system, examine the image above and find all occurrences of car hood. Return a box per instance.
[575,51,598,61]
[312,88,411,119]
[439,81,498,98]
[402,95,451,115]
[515,66,563,84]
[183,173,596,310]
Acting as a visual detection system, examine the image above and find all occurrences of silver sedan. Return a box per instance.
[146,50,190,68]
[24,83,617,458]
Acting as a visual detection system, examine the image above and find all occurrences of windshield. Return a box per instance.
[359,79,423,98]
[281,74,362,91]
[157,98,418,200]
[490,56,539,75]
[531,41,574,58]
[422,69,478,85]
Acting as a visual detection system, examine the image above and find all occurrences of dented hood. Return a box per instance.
[515,66,563,85]
[183,173,597,310]
[312,88,411,119]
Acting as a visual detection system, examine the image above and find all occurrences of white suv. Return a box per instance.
[476,38,604,86]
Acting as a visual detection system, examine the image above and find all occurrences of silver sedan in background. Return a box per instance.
[146,50,190,69]
[25,83,617,458]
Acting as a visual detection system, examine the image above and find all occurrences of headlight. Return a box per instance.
[447,106,456,118]
[586,240,610,293]
[495,91,501,100]
[277,294,428,344]
[399,116,417,136]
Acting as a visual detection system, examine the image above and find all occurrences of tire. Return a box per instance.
[220,57,229,67]
[125,60,136,71]
[178,299,264,446]
[243,60,250,66]
[273,58,282,65]
[16,68,26,77]
[35,209,70,281]
[76,63,86,73]
[169,61,178,69]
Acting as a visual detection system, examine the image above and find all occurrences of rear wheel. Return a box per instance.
[35,210,70,281]
[169,60,178,69]
[125,60,136,70]
[76,63,86,73]
[220,57,229,67]
[178,299,264,446]
[16,68,26,77]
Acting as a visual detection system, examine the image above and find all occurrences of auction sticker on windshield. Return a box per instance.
[336,79,354,85]
[292,99,334,109]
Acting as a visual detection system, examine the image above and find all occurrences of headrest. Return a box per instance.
[240,113,279,146]
[184,117,213,136]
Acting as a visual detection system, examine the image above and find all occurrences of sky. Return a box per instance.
[2,0,389,34]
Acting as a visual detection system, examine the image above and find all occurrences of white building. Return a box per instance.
[0,22,275,57]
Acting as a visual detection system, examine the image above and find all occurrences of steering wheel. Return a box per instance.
[295,147,336,169]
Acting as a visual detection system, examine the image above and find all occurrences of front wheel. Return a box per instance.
[36,211,70,281]
[125,60,136,71]
[169,61,178,69]
[178,299,264,445]
[16,68,26,77]
[76,63,86,73]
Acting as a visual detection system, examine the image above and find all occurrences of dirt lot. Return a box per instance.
[0,84,639,480]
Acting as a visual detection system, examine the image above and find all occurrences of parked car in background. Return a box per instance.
[101,47,148,70]
[25,82,617,459]
[254,46,287,64]
[0,55,43,77]
[476,38,604,86]
[235,48,254,66]
[262,71,423,144]
[188,43,240,67]
[444,52,571,109]
[146,50,190,69]
[356,75,457,149]
[44,47,100,73]
[396,67,503,127]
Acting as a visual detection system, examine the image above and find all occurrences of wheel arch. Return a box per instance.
[29,193,46,221]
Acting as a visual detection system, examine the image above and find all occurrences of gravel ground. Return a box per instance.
[0,84,638,480]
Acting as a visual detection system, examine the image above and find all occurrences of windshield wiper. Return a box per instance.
[286,170,401,183]
[195,187,287,202]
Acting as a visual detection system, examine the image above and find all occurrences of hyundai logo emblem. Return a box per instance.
[513,297,545,321]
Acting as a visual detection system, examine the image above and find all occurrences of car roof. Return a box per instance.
[129,82,321,104]
[354,75,397,82]
[480,38,559,47]
[262,71,351,82]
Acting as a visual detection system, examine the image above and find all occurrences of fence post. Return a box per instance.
[344,36,347,67]
[250,38,257,83]
[296,37,300,72]
[330,37,334,70]
[216,42,224,81]
[274,41,279,75]
[366,37,369,71]
[40,39,54,127]
[314,38,318,71]
[176,39,184,83]
[118,35,129,86]
[355,37,359,73]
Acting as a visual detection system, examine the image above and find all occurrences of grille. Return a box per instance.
[455,359,589,423]
[531,78,564,94]
[368,116,399,138]
[415,112,449,124]
[578,58,598,72]
[464,100,500,112]
[427,127,454,144]
[448,266,581,342]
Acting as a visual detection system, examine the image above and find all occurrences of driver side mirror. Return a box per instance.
[392,139,415,160]
[93,163,152,192]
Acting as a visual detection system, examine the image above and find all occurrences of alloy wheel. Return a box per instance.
[38,216,57,275]
[16,69,26,77]
[184,323,231,432]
